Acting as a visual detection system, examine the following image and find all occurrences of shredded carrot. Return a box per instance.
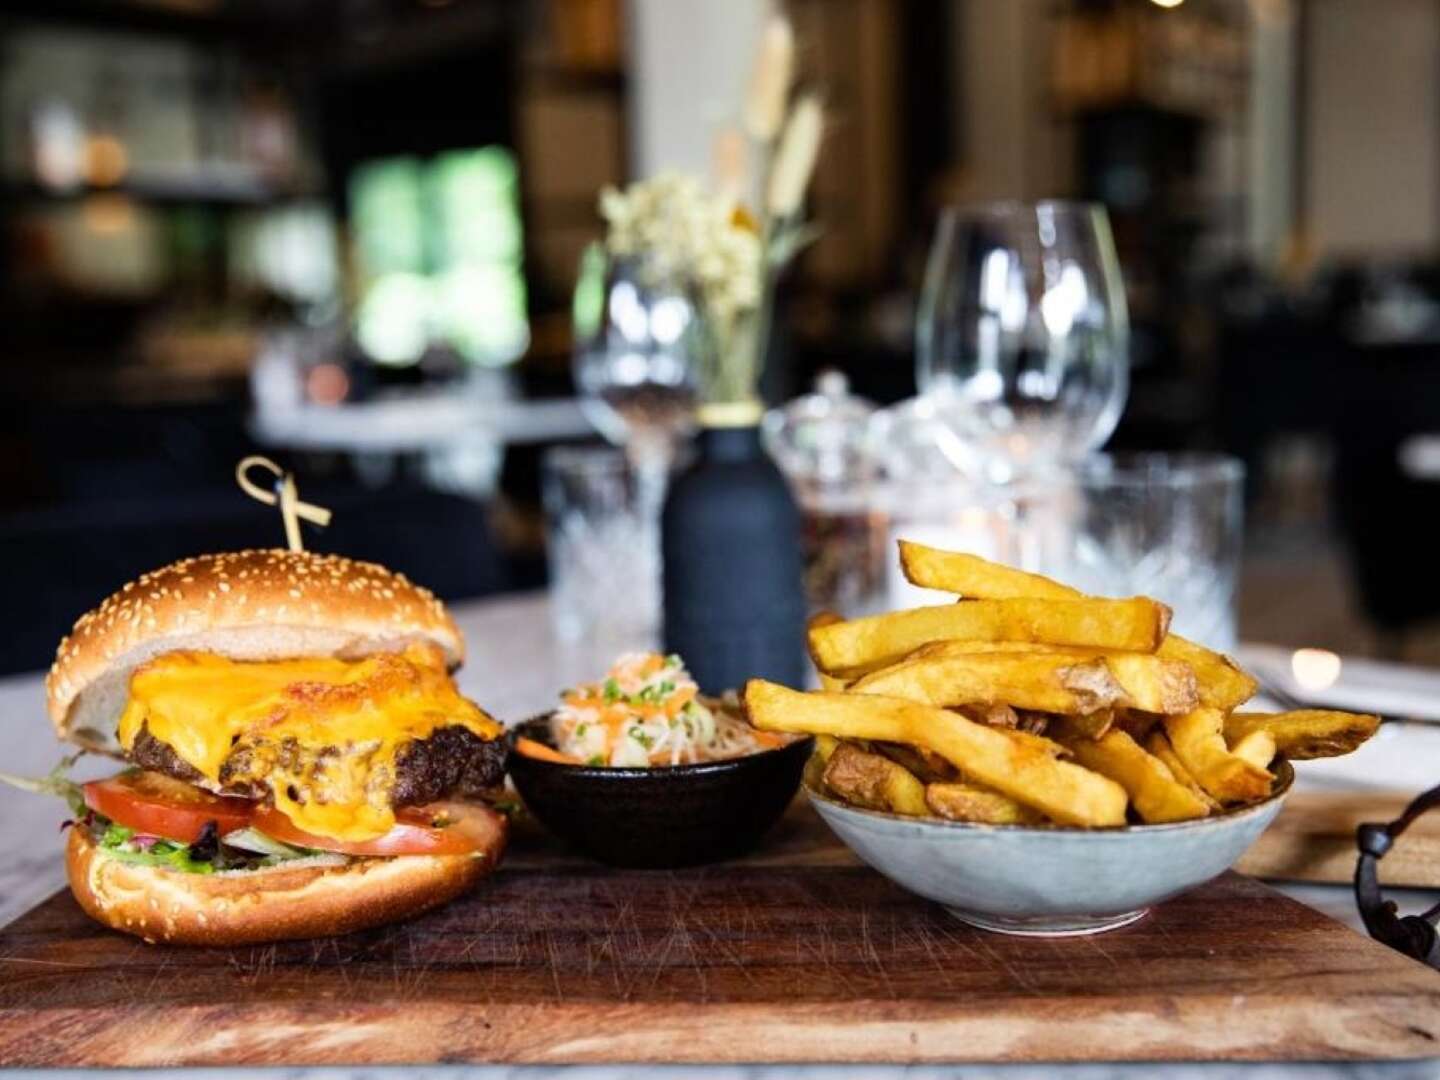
[515,737,582,765]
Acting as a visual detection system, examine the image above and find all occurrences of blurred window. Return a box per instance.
[350,148,528,368]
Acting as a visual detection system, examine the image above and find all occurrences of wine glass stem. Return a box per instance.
[628,445,671,519]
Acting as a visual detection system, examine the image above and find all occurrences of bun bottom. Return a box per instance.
[65,825,500,945]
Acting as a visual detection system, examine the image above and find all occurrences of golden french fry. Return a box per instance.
[1163,708,1273,804]
[807,597,1172,678]
[823,741,930,815]
[912,640,1102,657]
[899,542,1253,710]
[917,641,1198,715]
[1155,635,1258,711]
[1223,710,1380,760]
[1229,729,1277,771]
[1098,653,1199,714]
[1054,724,1211,824]
[851,653,1116,713]
[850,650,1194,717]
[745,679,1128,826]
[899,540,1078,601]
[925,781,1044,825]
[807,611,850,692]
[1143,731,1219,810]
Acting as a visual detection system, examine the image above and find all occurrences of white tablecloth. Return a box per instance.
[1,592,1436,1077]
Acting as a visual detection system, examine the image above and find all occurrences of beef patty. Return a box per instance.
[128,724,507,807]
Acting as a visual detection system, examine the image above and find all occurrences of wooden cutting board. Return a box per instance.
[0,802,1436,1067]
[1237,790,1440,887]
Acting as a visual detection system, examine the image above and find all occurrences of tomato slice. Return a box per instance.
[252,801,505,857]
[84,771,256,844]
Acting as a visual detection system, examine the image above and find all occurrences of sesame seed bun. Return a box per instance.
[46,549,464,756]
[65,823,499,945]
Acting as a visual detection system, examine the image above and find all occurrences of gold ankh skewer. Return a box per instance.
[235,455,333,553]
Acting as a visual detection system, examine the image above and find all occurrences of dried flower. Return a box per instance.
[765,94,823,217]
[599,173,763,330]
[743,12,795,142]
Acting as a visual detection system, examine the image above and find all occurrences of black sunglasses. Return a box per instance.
[1355,781,1440,969]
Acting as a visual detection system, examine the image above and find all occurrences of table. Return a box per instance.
[1,592,1436,1078]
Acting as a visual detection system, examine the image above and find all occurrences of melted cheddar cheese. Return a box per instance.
[116,644,500,842]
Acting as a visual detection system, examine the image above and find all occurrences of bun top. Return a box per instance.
[46,549,464,753]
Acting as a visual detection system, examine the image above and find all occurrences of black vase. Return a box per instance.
[661,423,807,694]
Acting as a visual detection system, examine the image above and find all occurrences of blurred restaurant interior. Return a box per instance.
[2,0,1439,676]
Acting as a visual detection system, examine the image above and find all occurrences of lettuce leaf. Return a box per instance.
[99,823,217,875]
[0,752,87,817]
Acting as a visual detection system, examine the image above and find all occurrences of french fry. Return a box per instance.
[925,781,1043,825]
[1053,724,1211,824]
[807,597,1171,677]
[745,679,1128,826]
[1163,708,1273,804]
[898,542,1254,710]
[822,741,930,816]
[1229,729,1277,771]
[807,611,850,691]
[1144,731,1220,810]
[850,650,1194,717]
[1097,653,1199,714]
[1223,710,1380,760]
[912,640,1103,658]
[852,653,1120,713]
[1154,635,1258,711]
[916,641,1198,715]
[900,540,1078,601]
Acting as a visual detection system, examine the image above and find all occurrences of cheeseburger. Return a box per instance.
[38,548,507,945]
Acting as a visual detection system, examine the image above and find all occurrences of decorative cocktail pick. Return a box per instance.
[234,455,332,552]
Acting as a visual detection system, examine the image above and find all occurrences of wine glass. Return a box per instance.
[916,201,1129,483]
[572,246,706,478]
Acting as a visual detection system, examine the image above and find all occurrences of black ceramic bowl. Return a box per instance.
[505,715,813,868]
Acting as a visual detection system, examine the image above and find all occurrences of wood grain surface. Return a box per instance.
[1236,790,1440,887]
[0,803,1436,1067]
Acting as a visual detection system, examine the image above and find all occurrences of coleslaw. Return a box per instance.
[548,653,780,767]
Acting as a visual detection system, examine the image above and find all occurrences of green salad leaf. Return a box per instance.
[99,823,217,875]
[0,751,87,817]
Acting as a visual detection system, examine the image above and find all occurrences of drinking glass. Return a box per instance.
[542,445,660,659]
[1028,454,1245,651]
[916,201,1129,482]
[572,247,705,475]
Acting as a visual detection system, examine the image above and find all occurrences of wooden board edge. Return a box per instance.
[2,991,1438,1067]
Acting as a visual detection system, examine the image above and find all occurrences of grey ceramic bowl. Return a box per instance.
[807,759,1294,936]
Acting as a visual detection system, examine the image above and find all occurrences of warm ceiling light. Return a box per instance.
[1151,0,1185,7]
[1291,648,1342,693]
